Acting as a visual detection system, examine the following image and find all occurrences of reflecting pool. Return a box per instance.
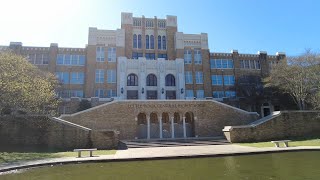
[1,151,319,180]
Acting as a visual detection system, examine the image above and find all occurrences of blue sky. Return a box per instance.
[0,0,319,56]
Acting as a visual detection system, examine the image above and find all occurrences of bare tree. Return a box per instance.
[264,49,320,110]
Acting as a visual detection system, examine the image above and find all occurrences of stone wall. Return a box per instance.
[61,100,259,140]
[223,111,320,143]
[0,116,118,150]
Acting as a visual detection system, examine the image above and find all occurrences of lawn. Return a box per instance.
[237,138,320,148]
[0,150,116,164]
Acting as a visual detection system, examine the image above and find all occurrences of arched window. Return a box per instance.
[162,36,166,50]
[158,35,162,50]
[165,74,175,86]
[146,35,149,49]
[127,73,138,86]
[133,34,137,48]
[138,35,142,49]
[150,35,154,49]
[146,74,157,86]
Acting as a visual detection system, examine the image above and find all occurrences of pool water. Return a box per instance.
[1,151,319,180]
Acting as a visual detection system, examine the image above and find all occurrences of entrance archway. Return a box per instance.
[185,112,195,137]
[150,112,159,138]
[162,112,170,138]
[137,113,147,139]
[174,112,183,138]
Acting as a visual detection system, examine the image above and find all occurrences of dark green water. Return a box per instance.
[1,151,319,180]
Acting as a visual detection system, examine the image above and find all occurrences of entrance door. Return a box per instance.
[127,90,138,99]
[147,90,157,99]
[166,91,176,99]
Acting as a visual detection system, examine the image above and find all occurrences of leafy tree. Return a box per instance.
[264,50,320,110]
[0,52,60,114]
[77,99,92,112]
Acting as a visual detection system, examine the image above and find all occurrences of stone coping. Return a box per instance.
[1,145,319,174]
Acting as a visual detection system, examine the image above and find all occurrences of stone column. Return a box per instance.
[159,115,163,139]
[170,116,175,138]
[147,115,150,139]
[183,116,186,138]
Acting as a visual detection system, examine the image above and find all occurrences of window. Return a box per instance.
[108,47,116,62]
[194,49,202,64]
[96,47,105,62]
[57,54,64,65]
[225,91,236,98]
[150,35,154,49]
[158,54,167,60]
[146,74,157,86]
[95,69,104,83]
[146,20,154,27]
[95,89,105,98]
[240,60,261,69]
[61,90,84,98]
[212,75,223,85]
[132,52,143,59]
[213,91,224,98]
[55,72,69,84]
[186,90,194,98]
[158,35,161,50]
[196,90,204,99]
[138,34,142,49]
[224,75,235,86]
[133,34,137,48]
[106,89,117,97]
[195,72,203,84]
[27,54,49,65]
[145,53,155,60]
[165,74,175,86]
[107,69,116,83]
[184,50,192,64]
[185,71,193,84]
[133,19,141,26]
[56,54,85,66]
[127,73,138,86]
[146,35,149,49]
[70,72,84,84]
[158,20,166,28]
[210,59,234,69]
[162,36,166,50]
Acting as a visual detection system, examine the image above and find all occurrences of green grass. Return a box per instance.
[237,138,320,148]
[0,150,116,164]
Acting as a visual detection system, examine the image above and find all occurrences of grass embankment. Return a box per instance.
[237,138,320,148]
[0,150,116,164]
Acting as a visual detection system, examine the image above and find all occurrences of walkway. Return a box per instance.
[1,145,320,173]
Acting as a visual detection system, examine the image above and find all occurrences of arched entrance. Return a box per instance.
[174,112,183,138]
[150,112,159,138]
[185,112,195,137]
[162,112,170,138]
[137,113,147,139]
[261,102,273,117]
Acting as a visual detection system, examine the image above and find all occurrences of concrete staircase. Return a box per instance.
[119,137,229,149]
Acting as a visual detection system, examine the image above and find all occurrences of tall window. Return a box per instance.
[225,91,236,98]
[165,74,175,86]
[127,73,138,86]
[196,90,204,99]
[150,35,154,49]
[107,70,116,83]
[185,71,193,84]
[132,52,143,59]
[158,35,162,50]
[162,36,166,50]
[186,90,194,98]
[95,69,104,83]
[70,72,84,84]
[95,89,105,98]
[146,35,149,49]
[96,47,105,62]
[212,75,223,85]
[184,50,192,64]
[223,75,235,86]
[158,54,167,60]
[28,54,49,65]
[138,34,142,49]
[146,74,157,86]
[195,72,203,84]
[107,47,116,62]
[145,53,155,60]
[55,72,69,84]
[240,60,260,69]
[194,49,202,64]
[133,34,137,48]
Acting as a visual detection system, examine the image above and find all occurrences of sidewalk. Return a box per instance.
[1,145,320,173]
